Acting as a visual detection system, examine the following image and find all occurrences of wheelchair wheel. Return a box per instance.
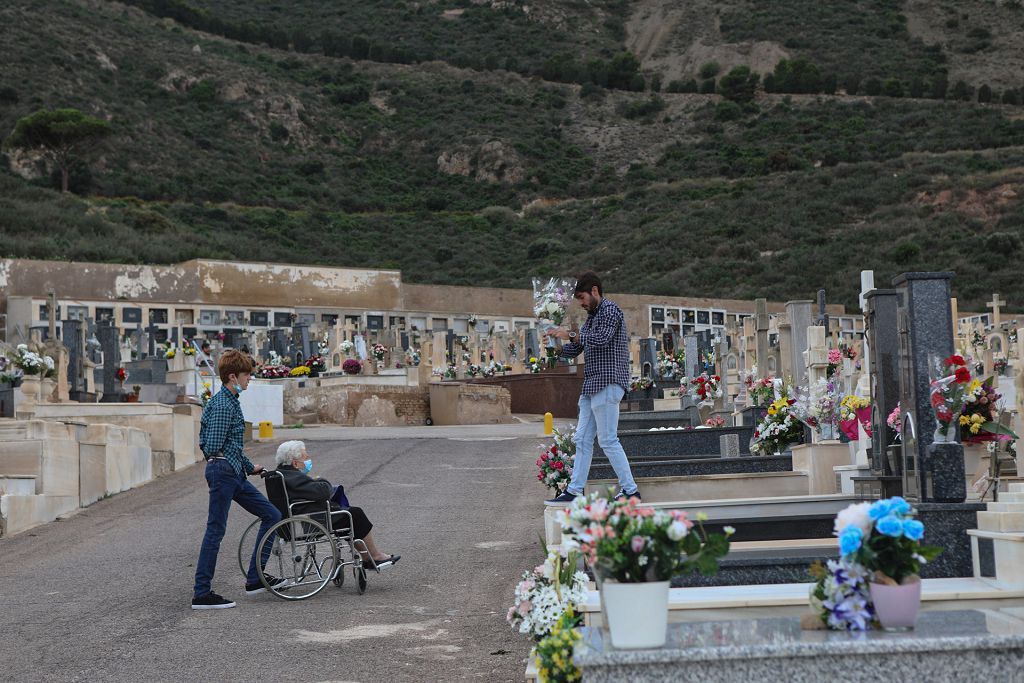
[356,566,368,594]
[237,519,263,577]
[257,517,339,601]
[332,564,345,587]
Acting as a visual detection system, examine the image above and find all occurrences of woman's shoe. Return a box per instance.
[363,554,401,571]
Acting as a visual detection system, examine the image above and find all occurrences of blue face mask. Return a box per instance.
[234,382,245,394]
[303,459,313,474]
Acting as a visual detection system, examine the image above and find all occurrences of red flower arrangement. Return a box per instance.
[116,367,127,383]
[342,359,362,375]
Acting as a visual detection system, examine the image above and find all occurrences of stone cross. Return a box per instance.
[143,321,160,358]
[741,318,755,377]
[776,313,793,380]
[987,293,1006,327]
[805,326,829,386]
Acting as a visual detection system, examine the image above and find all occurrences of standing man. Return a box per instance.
[544,272,640,505]
[192,349,284,609]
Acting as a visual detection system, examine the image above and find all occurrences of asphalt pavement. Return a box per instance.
[0,426,552,682]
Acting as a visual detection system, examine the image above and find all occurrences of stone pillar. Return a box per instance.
[786,300,814,388]
[894,271,965,503]
[777,314,792,381]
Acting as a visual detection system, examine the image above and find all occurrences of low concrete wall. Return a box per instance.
[460,373,584,417]
[0,419,156,536]
[283,382,513,426]
[28,403,201,471]
[428,383,513,426]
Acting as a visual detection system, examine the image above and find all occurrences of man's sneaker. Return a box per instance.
[613,488,642,502]
[244,575,290,595]
[544,491,579,506]
[191,592,236,610]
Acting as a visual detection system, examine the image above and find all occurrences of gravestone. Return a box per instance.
[63,318,92,401]
[145,322,161,358]
[292,321,312,361]
[639,338,657,379]
[895,272,965,503]
[786,300,814,387]
[269,329,288,358]
[776,314,792,380]
[754,299,770,379]
[524,328,540,361]
[683,335,699,379]
[816,289,830,334]
[857,288,902,498]
[431,331,447,368]
[98,322,121,403]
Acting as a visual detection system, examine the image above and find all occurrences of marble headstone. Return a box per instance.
[865,288,901,480]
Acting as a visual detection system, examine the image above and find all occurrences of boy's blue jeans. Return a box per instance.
[566,384,638,496]
[193,459,281,598]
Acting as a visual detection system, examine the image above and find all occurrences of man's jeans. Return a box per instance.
[567,384,637,496]
[193,459,281,598]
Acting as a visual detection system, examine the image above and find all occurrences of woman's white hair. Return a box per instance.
[276,440,306,466]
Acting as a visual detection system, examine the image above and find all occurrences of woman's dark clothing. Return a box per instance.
[276,465,373,539]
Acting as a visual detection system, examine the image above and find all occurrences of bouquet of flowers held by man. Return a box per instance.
[532,277,576,347]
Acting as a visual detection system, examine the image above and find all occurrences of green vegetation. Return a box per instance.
[2,0,1024,311]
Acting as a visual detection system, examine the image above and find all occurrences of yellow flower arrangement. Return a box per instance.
[290,365,311,377]
[533,609,582,683]
[530,357,539,364]
[766,397,789,417]
[165,348,176,359]
[841,395,870,410]
[959,413,986,435]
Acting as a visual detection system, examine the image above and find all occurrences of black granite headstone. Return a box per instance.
[524,329,539,361]
[865,289,901,481]
[63,319,84,396]
[269,329,288,358]
[894,272,965,503]
[292,322,312,359]
[639,338,657,379]
[98,322,121,403]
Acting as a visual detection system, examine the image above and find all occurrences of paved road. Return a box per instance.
[0,428,551,682]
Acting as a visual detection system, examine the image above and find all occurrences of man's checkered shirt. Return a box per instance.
[559,298,630,396]
[199,388,255,476]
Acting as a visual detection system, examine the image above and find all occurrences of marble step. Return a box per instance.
[999,492,1024,503]
[977,511,1024,533]
[987,502,1024,513]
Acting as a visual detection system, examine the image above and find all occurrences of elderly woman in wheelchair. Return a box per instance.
[242,440,399,600]
[274,439,399,571]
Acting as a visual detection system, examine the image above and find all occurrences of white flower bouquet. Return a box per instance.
[532,276,576,345]
[507,549,588,641]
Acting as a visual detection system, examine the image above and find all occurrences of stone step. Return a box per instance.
[587,471,809,505]
[977,510,1024,533]
[987,502,1024,513]
[999,492,1024,503]
[1010,483,1024,493]
[0,475,36,497]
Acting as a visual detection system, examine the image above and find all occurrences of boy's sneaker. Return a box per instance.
[544,491,579,506]
[244,575,290,595]
[191,592,236,610]
[613,488,642,502]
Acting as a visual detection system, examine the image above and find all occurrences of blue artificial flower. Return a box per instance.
[868,499,892,520]
[876,514,904,537]
[839,526,863,555]
[889,496,911,516]
[902,518,925,541]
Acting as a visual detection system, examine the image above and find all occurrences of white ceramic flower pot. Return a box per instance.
[869,579,921,631]
[601,580,670,649]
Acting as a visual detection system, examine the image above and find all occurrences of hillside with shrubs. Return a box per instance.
[1,0,1023,309]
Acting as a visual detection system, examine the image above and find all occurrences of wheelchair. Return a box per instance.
[236,470,378,600]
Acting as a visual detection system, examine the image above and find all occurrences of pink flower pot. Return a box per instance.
[869,580,921,631]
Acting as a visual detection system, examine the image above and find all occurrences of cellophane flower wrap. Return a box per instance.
[507,549,588,641]
[958,376,1018,443]
[792,378,841,437]
[838,394,872,441]
[537,425,576,495]
[750,391,804,455]
[929,354,972,439]
[808,558,875,631]
[834,497,942,586]
[532,277,576,340]
[557,492,732,583]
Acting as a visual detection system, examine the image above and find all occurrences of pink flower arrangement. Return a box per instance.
[886,404,901,435]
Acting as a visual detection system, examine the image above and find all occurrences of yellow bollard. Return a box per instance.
[543,412,554,436]
[258,421,273,439]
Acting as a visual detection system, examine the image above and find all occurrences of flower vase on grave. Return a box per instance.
[933,422,959,445]
[599,578,670,649]
[869,578,922,631]
[19,376,42,405]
